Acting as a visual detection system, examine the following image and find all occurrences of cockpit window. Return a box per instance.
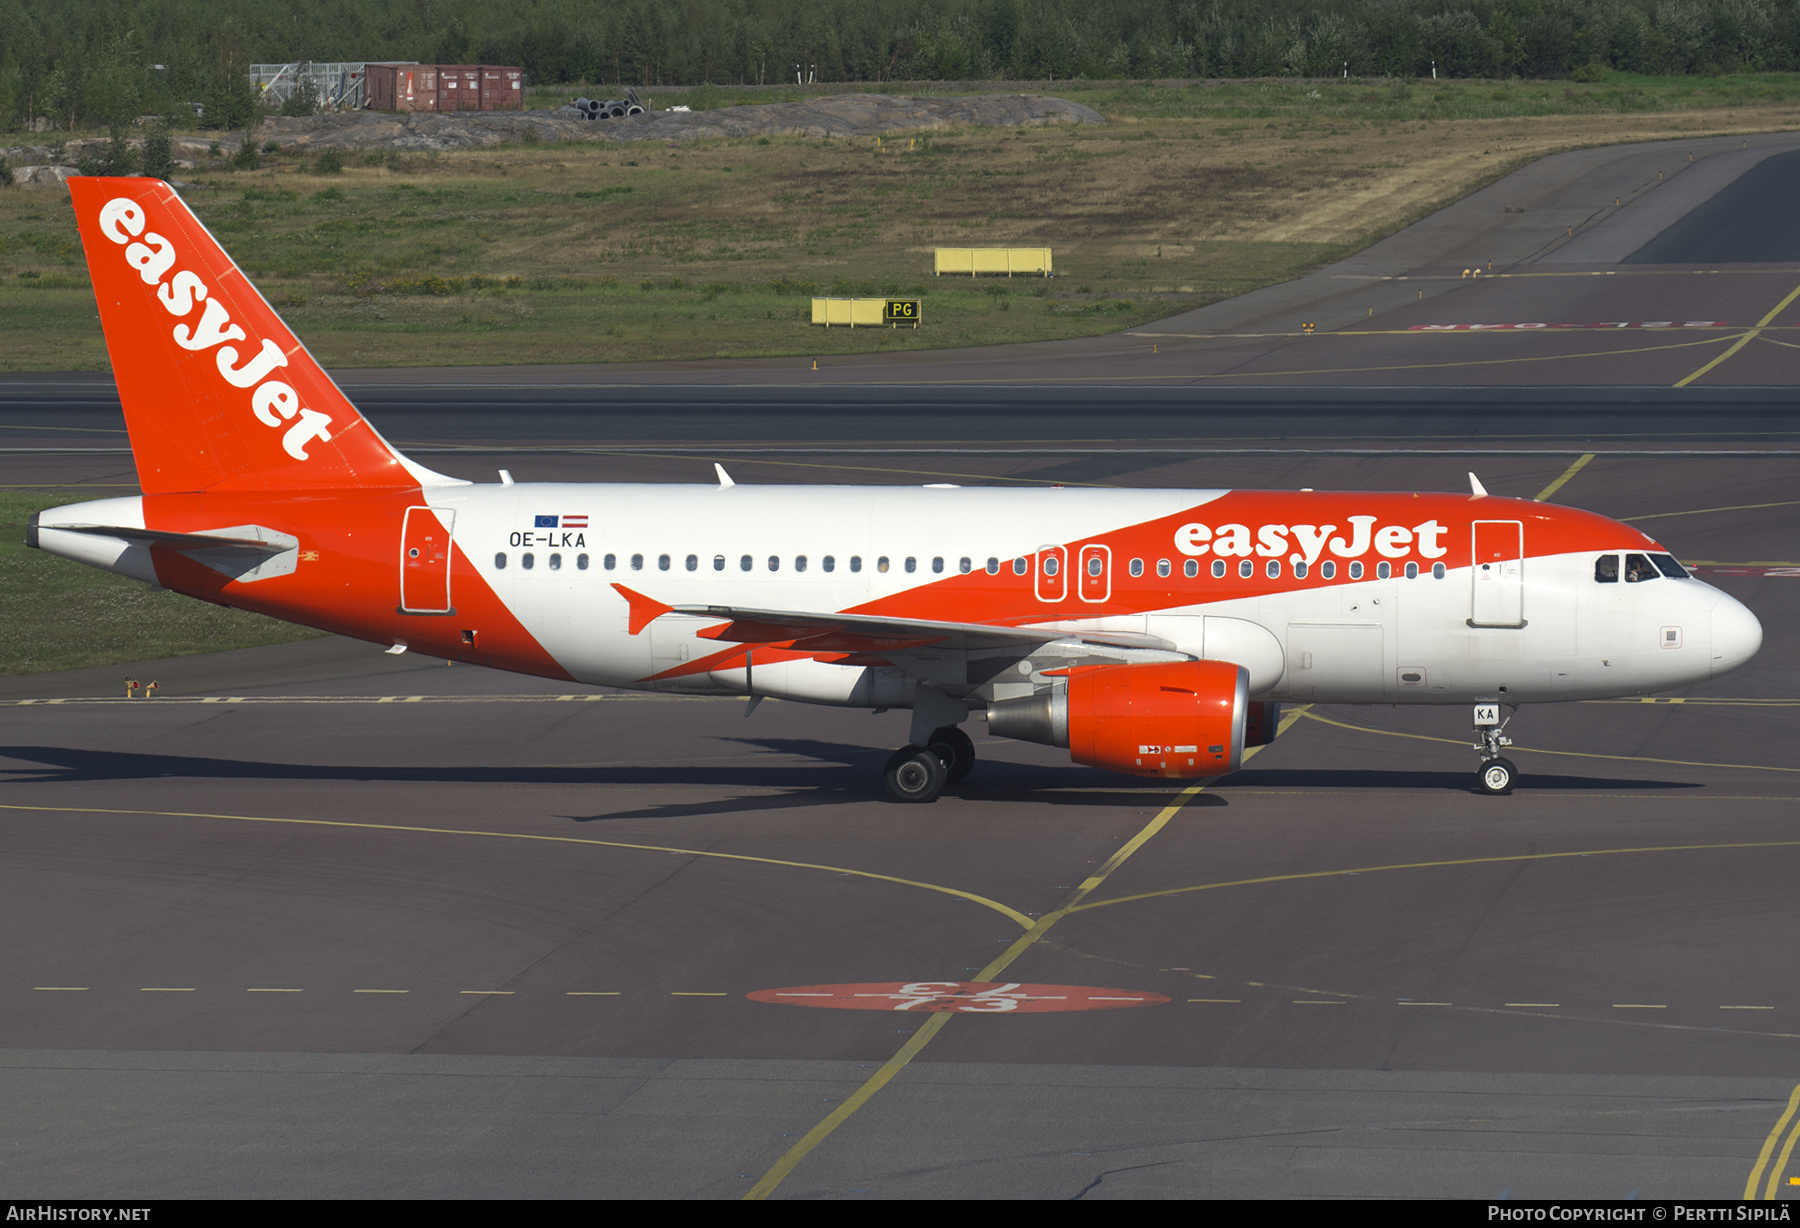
[1624,553,1658,583]
[1594,555,1619,583]
[1650,553,1689,579]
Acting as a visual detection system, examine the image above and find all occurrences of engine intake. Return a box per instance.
[989,660,1251,778]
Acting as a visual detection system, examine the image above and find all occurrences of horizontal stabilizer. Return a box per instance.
[50,523,296,554]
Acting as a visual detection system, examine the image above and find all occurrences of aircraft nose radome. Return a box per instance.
[1709,593,1763,679]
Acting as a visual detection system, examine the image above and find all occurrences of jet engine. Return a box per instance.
[987,659,1252,778]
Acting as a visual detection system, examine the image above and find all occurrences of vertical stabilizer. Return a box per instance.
[69,176,454,494]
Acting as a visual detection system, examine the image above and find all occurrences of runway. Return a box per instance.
[3,132,1800,1200]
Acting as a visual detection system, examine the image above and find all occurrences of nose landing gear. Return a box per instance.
[1472,703,1518,795]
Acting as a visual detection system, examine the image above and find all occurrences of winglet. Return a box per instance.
[612,583,673,635]
[1469,472,1489,497]
[714,463,735,489]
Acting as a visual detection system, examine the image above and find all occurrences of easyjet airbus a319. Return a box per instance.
[31,178,1763,800]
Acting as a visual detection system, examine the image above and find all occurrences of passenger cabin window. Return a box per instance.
[1404,562,1418,579]
[959,557,971,574]
[1184,559,1198,578]
[768,556,780,572]
[1211,560,1226,578]
[658,554,670,571]
[1156,559,1171,578]
[878,557,890,573]
[604,553,616,570]
[796,556,807,572]
[1043,556,1059,576]
[577,554,589,570]
[823,556,835,573]
[905,557,917,573]
[686,554,698,571]
[714,555,725,571]
[986,558,1001,575]
[522,553,535,570]
[1321,561,1335,579]
[931,557,944,574]
[1129,558,1144,577]
[1348,561,1363,579]
[630,554,643,571]
[1377,561,1391,579]
[1624,553,1659,582]
[1013,557,1028,576]
[1595,555,1619,583]
[1431,562,1444,579]
[740,555,753,572]
[1294,561,1308,578]
[851,556,863,573]
[550,553,562,570]
[494,553,507,570]
[1267,560,1281,578]
[1238,560,1253,579]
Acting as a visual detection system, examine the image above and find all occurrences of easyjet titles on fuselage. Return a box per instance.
[1174,517,1447,566]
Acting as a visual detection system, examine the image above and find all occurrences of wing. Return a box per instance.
[610,584,1185,680]
[673,602,1177,655]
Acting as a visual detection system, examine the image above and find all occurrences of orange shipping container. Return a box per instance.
[365,63,437,112]
[365,64,519,113]
[480,67,525,111]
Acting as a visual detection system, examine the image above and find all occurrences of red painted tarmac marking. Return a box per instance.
[748,981,1171,1014]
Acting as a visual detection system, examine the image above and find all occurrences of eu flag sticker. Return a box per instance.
[535,515,558,527]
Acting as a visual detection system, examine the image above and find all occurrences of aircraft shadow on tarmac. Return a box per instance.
[0,742,1175,813]
[2,745,1697,822]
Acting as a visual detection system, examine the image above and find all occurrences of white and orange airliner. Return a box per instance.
[31,178,1763,800]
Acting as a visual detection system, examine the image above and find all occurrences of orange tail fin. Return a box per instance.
[69,176,450,494]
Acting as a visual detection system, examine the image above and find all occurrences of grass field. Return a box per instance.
[4,74,1798,372]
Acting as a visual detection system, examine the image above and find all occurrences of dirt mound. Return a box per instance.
[253,93,1103,152]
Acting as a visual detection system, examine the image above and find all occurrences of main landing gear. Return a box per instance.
[882,725,975,803]
[1472,703,1519,796]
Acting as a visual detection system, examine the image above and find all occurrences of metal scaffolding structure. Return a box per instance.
[248,62,415,111]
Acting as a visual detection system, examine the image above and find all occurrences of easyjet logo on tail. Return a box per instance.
[97,196,333,462]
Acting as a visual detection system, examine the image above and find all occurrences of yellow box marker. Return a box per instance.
[567,992,621,996]
[460,991,515,995]
[353,989,408,994]
[140,987,195,992]
[247,988,302,993]
[934,248,1053,277]
[671,992,728,997]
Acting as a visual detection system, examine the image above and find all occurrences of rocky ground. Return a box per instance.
[1,93,1102,182]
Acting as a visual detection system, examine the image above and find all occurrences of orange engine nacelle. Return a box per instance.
[988,660,1250,779]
